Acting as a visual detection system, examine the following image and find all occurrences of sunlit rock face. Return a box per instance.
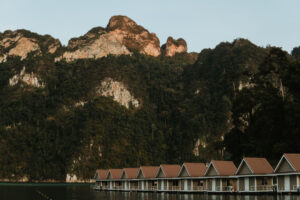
[0,30,61,62]
[59,15,161,61]
[9,66,45,88]
[97,77,139,109]
[107,15,161,57]
[0,33,40,62]
[162,36,187,56]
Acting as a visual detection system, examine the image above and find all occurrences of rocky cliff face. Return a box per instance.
[60,15,161,61]
[162,37,187,56]
[107,16,161,56]
[0,16,188,63]
[97,78,139,109]
[0,30,61,62]
[9,66,45,88]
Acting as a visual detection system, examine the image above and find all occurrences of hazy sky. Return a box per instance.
[1,0,299,53]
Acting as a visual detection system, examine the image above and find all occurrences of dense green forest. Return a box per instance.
[0,38,299,181]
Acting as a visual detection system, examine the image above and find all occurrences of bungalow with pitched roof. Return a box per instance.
[204,160,237,192]
[235,158,274,192]
[274,153,300,192]
[177,162,207,192]
[106,169,123,190]
[94,169,109,190]
[156,164,181,191]
[136,166,159,191]
[120,168,139,191]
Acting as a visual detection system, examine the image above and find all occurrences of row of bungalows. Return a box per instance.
[94,154,300,193]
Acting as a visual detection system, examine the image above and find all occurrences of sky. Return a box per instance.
[1,0,299,53]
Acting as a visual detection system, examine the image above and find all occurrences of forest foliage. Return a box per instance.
[0,39,299,181]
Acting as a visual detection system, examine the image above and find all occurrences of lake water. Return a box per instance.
[0,184,299,200]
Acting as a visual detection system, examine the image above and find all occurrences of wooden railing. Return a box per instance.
[129,186,138,190]
[250,185,273,191]
[149,186,157,191]
[278,185,300,191]
[192,186,205,191]
[293,185,300,191]
[169,186,180,191]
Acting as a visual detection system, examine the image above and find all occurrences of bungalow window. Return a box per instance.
[257,177,268,185]
[116,181,122,186]
[172,180,179,186]
[262,178,268,185]
[151,180,157,186]
[226,179,232,186]
[196,180,204,186]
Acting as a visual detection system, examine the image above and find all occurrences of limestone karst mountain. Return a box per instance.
[162,37,187,56]
[0,15,299,183]
[0,29,61,62]
[1,15,190,63]
[58,15,162,61]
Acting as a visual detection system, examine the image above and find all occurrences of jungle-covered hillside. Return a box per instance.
[0,18,300,181]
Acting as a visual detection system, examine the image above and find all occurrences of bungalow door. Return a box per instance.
[180,180,184,190]
[184,180,188,191]
[239,178,244,191]
[245,177,249,191]
[290,175,297,190]
[212,179,216,191]
[158,180,161,190]
[284,176,290,191]
[207,179,212,191]
[145,181,148,190]
[278,176,284,191]
[188,179,192,190]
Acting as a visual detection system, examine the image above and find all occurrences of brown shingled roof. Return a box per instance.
[243,158,273,174]
[208,160,237,176]
[180,163,206,177]
[158,164,181,178]
[96,169,108,180]
[122,168,139,179]
[107,169,123,180]
[284,153,300,172]
[138,166,159,178]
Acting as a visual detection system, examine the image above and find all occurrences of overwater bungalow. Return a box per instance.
[94,169,109,190]
[106,169,123,190]
[155,164,181,191]
[274,153,300,192]
[177,162,207,192]
[204,160,237,192]
[93,153,300,194]
[120,168,139,191]
[235,158,274,193]
[136,166,159,191]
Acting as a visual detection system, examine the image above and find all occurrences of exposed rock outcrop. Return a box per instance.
[97,78,139,108]
[162,37,187,56]
[0,30,61,62]
[107,16,161,56]
[9,66,45,88]
[60,15,161,61]
[238,80,254,91]
[1,16,190,63]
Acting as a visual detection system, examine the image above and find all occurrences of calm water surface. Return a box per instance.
[0,184,299,200]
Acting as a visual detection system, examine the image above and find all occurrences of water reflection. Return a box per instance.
[0,184,299,200]
[102,192,300,200]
